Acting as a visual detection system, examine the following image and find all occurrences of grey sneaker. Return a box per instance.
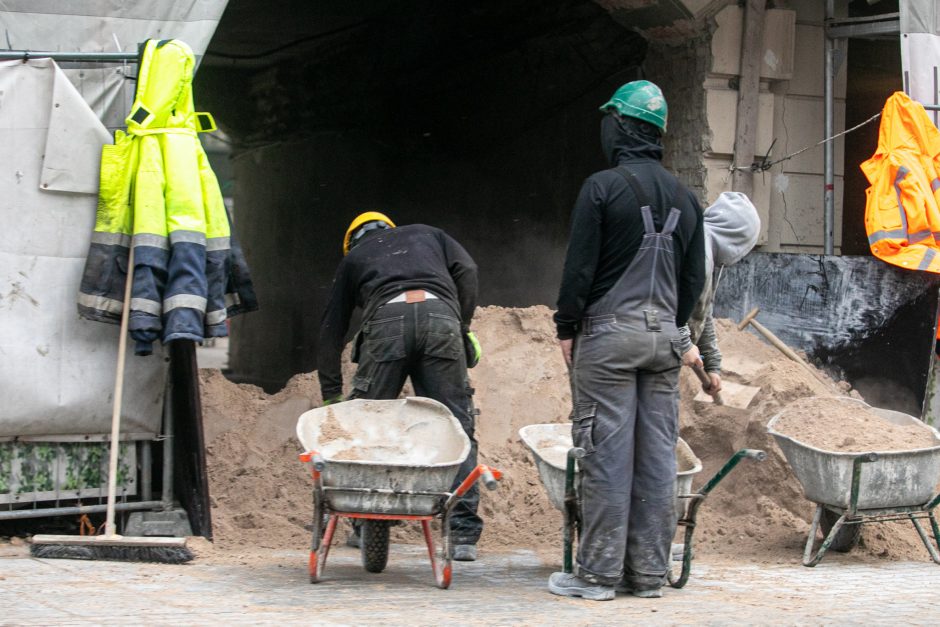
[452,544,477,561]
[548,572,615,601]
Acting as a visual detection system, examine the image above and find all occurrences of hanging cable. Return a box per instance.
[731,111,882,174]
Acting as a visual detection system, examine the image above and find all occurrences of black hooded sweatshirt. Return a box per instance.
[318,224,478,399]
[554,115,706,339]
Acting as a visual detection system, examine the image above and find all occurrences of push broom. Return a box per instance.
[31,246,193,563]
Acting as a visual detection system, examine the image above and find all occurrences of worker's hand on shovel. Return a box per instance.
[704,372,722,395]
[680,344,702,369]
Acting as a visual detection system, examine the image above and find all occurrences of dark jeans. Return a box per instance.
[348,299,483,545]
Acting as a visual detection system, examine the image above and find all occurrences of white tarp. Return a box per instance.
[0,58,165,438]
[901,0,940,126]
[0,0,228,130]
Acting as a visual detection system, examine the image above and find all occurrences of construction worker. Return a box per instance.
[687,192,761,395]
[549,81,706,600]
[317,212,483,561]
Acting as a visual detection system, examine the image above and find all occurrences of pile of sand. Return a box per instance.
[200,307,933,564]
[771,396,939,452]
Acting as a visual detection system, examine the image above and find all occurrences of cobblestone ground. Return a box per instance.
[1,542,937,625]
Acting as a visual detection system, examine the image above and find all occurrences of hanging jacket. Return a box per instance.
[78,39,257,354]
[861,91,940,273]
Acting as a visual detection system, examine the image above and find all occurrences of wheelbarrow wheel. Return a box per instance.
[361,520,391,573]
[820,509,860,552]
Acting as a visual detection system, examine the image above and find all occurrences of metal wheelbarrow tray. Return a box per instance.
[767,397,940,566]
[297,397,501,588]
[519,423,764,588]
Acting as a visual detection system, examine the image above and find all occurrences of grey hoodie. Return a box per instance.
[687,192,761,372]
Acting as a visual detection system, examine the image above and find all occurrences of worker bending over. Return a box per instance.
[550,81,706,600]
[317,212,483,561]
[687,192,761,396]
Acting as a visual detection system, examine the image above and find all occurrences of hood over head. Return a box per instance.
[704,192,761,266]
[600,113,663,167]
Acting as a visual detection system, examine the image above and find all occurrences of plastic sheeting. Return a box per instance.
[0,1,227,130]
[0,59,166,439]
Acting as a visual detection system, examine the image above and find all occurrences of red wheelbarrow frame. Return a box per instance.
[300,451,501,589]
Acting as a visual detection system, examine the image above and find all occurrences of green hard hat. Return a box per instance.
[599,80,668,132]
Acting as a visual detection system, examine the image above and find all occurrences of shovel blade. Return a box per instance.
[693,380,760,409]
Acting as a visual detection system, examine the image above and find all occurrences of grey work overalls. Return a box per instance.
[571,167,684,589]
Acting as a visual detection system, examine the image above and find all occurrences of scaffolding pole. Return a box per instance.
[0,50,137,62]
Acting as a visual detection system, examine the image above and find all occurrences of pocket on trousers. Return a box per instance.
[571,401,597,455]
[365,315,406,362]
[669,338,684,363]
[426,312,462,360]
[349,373,371,398]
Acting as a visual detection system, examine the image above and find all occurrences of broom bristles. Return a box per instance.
[30,541,194,564]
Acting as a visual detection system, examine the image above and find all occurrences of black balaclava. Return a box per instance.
[600,112,664,167]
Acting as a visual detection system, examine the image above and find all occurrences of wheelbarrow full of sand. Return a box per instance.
[767,396,940,567]
[296,397,501,589]
[519,423,765,588]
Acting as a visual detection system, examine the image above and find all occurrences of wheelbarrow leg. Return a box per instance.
[562,448,584,574]
[668,495,703,589]
[909,512,940,564]
[668,449,766,588]
[310,515,338,583]
[803,504,847,567]
[423,515,453,589]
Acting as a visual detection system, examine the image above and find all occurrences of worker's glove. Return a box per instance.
[323,395,344,406]
[464,331,483,368]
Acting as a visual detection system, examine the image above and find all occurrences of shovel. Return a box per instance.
[690,363,760,409]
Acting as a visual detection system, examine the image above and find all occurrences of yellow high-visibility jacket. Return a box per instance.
[79,39,256,354]
[861,91,940,273]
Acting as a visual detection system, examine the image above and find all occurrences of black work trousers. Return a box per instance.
[348,299,483,544]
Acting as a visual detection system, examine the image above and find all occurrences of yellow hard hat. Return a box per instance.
[343,211,396,255]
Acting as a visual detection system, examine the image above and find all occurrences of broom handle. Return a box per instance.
[104,244,134,537]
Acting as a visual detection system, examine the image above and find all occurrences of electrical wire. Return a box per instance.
[732,111,883,173]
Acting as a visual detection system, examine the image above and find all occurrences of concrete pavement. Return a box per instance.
[1,541,937,625]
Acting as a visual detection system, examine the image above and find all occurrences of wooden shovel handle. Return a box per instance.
[691,363,724,406]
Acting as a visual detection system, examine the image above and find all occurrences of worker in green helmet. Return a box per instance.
[549,80,706,600]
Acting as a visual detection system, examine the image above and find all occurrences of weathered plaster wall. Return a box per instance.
[644,34,713,203]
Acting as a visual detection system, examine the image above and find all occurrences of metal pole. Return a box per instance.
[140,440,153,502]
[0,500,163,521]
[162,375,175,511]
[824,0,836,255]
[0,51,137,62]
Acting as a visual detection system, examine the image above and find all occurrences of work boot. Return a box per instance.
[452,544,477,561]
[615,580,664,598]
[548,572,615,601]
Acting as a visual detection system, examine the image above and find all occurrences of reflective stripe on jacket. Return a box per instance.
[78,39,257,354]
[861,91,940,273]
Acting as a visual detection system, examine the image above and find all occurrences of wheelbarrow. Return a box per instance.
[296,397,501,589]
[767,397,940,566]
[519,423,765,588]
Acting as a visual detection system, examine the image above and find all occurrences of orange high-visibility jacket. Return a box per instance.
[861,91,940,273]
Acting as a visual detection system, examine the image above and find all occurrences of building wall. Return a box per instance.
[698,0,848,253]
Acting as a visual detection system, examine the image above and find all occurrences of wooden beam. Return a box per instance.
[731,0,767,197]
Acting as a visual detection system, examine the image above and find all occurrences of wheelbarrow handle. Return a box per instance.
[742,449,767,462]
[481,468,499,491]
[299,451,327,472]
